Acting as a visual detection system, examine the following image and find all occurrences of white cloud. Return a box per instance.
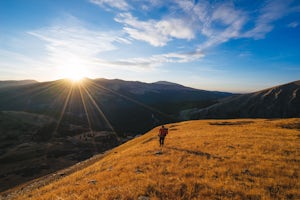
[115,13,195,47]
[170,1,247,50]
[89,0,130,11]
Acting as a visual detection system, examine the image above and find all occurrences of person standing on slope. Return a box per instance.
[158,125,168,147]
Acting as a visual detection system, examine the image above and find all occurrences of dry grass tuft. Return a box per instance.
[5,119,300,199]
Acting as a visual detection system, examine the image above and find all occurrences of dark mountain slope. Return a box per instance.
[189,80,300,119]
[0,78,233,134]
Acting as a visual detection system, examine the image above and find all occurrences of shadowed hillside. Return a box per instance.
[3,118,299,199]
[0,111,119,192]
[186,80,300,119]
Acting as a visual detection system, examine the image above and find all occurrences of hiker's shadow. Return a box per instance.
[165,147,214,160]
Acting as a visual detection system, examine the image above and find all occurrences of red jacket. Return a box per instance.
[159,127,168,137]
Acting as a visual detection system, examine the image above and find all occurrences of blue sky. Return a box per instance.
[0,0,300,92]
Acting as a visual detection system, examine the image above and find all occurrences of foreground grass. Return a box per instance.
[12,119,300,199]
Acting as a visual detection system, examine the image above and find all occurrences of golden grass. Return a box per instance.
[14,119,300,199]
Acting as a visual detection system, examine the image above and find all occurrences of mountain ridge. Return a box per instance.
[187,80,300,119]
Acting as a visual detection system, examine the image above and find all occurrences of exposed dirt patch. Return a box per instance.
[209,121,254,126]
[142,137,156,144]
[280,123,300,131]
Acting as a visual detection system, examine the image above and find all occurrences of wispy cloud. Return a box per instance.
[288,21,299,28]
[102,51,204,69]
[243,0,294,39]
[89,0,130,11]
[238,52,252,58]
[115,13,195,47]
[195,2,247,50]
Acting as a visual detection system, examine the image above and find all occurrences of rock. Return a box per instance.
[138,196,150,200]
[88,180,97,185]
[241,169,251,175]
[58,173,66,177]
[135,168,143,174]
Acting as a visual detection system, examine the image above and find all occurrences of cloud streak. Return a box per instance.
[103,51,204,69]
[288,21,299,28]
[243,0,295,39]
[115,13,195,47]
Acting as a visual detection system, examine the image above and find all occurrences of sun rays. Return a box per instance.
[4,78,173,137]
[5,78,174,159]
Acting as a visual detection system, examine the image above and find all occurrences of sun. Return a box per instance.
[67,71,84,82]
[59,65,89,82]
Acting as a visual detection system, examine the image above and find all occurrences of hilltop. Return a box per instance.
[2,118,299,199]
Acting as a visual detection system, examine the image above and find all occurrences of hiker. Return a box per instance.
[158,125,168,147]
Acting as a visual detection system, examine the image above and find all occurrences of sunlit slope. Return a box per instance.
[14,119,300,199]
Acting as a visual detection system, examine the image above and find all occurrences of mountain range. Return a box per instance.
[186,80,300,119]
[0,78,299,193]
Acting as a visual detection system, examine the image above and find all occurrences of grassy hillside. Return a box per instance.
[3,119,300,199]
